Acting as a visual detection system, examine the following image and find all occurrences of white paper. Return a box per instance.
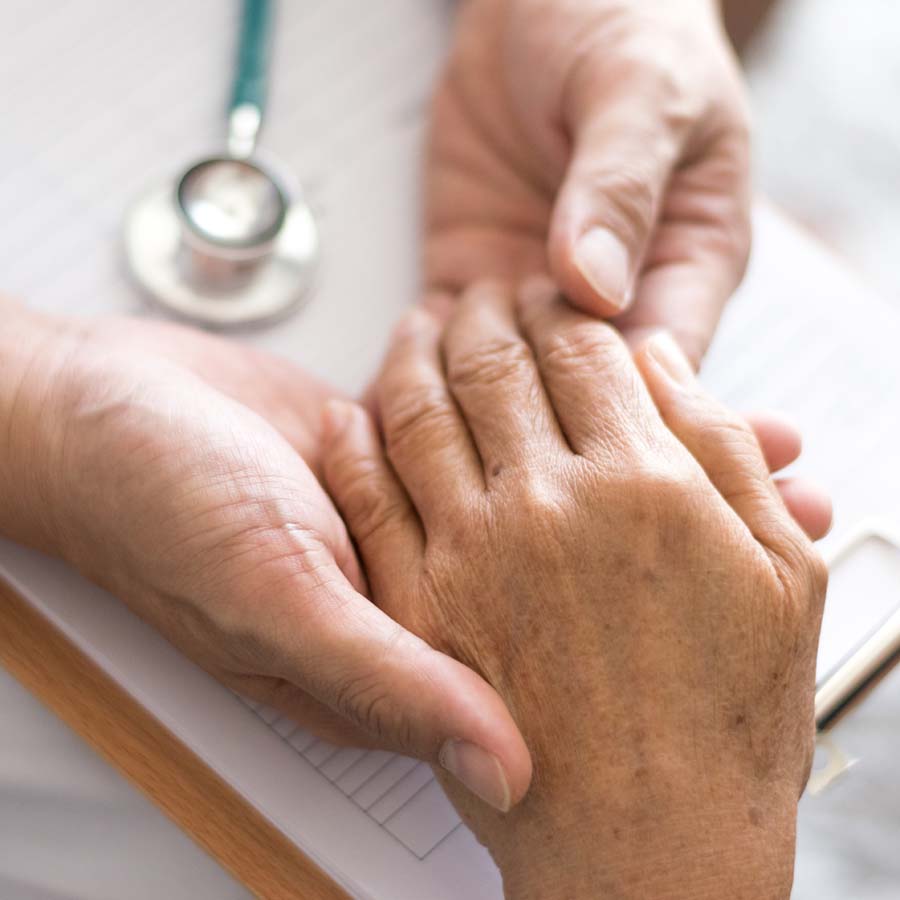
[0,2,897,898]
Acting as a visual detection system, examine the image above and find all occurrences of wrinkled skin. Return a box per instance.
[0,292,827,816]
[323,280,828,899]
[0,302,528,778]
[0,0,822,823]
[426,0,752,363]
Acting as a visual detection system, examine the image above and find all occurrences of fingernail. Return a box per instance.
[573,227,632,311]
[321,399,353,442]
[646,331,696,386]
[440,739,511,812]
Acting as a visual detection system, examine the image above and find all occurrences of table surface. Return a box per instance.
[0,648,248,900]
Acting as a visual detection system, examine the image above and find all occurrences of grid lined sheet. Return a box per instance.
[238,697,462,859]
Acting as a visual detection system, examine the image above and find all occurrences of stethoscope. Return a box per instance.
[124,0,318,327]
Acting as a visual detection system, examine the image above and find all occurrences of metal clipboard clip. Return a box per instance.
[809,518,900,795]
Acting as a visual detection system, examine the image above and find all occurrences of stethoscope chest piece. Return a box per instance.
[124,158,318,328]
[124,0,318,328]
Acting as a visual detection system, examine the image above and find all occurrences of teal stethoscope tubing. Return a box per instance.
[230,0,274,126]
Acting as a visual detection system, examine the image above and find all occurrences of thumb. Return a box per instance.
[319,399,534,811]
[548,76,684,318]
[273,547,532,812]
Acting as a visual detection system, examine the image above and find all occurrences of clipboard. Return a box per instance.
[810,519,900,794]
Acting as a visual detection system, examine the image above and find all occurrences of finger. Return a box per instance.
[443,281,567,476]
[615,135,752,367]
[285,577,531,812]
[229,671,380,749]
[320,400,533,810]
[548,70,686,317]
[745,411,802,474]
[375,308,483,520]
[745,414,830,536]
[516,276,657,457]
[635,331,811,565]
[359,294,457,420]
[322,400,423,599]
[775,478,833,542]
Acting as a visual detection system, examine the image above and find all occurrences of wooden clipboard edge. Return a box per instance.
[0,575,350,900]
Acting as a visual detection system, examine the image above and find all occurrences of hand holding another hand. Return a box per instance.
[0,301,528,791]
[428,0,752,363]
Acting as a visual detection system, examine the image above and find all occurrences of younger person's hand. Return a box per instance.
[0,301,529,805]
[427,0,752,364]
[323,281,828,898]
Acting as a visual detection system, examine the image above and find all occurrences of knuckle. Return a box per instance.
[333,672,411,749]
[694,154,752,286]
[584,164,658,242]
[799,546,829,611]
[697,412,761,469]
[540,322,626,377]
[447,337,533,391]
[576,25,707,135]
[809,551,829,600]
[766,528,827,622]
[330,631,431,753]
[337,462,407,549]
[501,475,571,562]
[710,409,756,444]
[385,387,451,455]
[516,474,567,522]
[605,459,708,545]
[621,50,703,131]
[627,461,700,512]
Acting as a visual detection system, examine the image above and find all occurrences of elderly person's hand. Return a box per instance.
[426,0,751,364]
[0,300,528,800]
[322,281,828,897]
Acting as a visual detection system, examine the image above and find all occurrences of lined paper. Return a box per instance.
[239,698,463,860]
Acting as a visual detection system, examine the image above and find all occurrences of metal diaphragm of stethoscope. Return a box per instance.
[124,0,318,327]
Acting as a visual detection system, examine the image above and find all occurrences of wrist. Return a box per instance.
[486,774,797,900]
[0,301,79,554]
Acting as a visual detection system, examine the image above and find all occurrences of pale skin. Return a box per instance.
[321,280,829,898]
[0,300,526,764]
[0,0,832,820]
[428,0,753,363]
